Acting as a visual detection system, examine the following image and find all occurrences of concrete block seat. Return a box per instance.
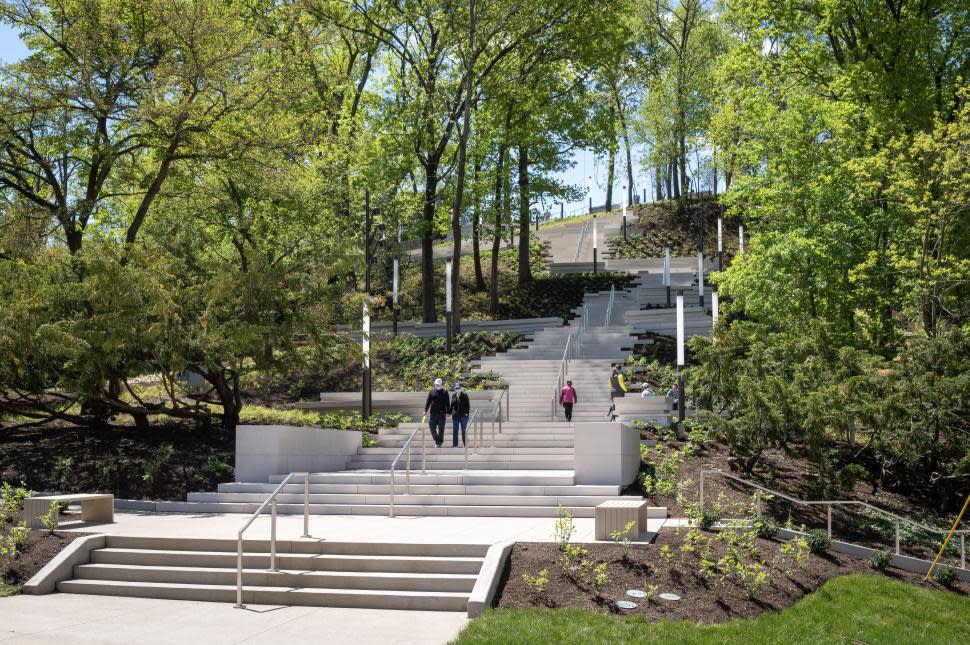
[594,500,667,540]
[24,494,113,529]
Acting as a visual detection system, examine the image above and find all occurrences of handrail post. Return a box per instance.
[421,420,427,475]
[827,505,832,539]
[269,498,278,572]
[406,444,411,493]
[699,470,705,511]
[302,473,311,538]
[962,534,965,570]
[389,466,396,518]
[235,535,244,608]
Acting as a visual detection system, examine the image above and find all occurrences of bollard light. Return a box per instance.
[697,251,705,307]
[739,225,745,253]
[712,290,719,325]
[676,290,686,427]
[445,260,452,313]
[717,218,723,253]
[664,247,671,307]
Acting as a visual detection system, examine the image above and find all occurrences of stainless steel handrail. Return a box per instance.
[235,471,311,609]
[699,469,968,566]
[605,283,615,327]
[463,408,480,469]
[489,388,507,437]
[389,415,426,518]
[551,333,572,419]
[573,220,589,262]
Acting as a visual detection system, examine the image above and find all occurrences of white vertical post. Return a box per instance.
[676,293,685,368]
[445,260,452,312]
[622,185,627,236]
[717,218,723,253]
[392,258,399,305]
[712,291,719,325]
[362,303,370,366]
[663,248,670,286]
[739,225,745,253]
[697,251,705,303]
[593,218,598,250]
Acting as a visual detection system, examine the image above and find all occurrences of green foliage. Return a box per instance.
[521,568,549,600]
[609,520,636,556]
[0,482,32,513]
[553,506,576,549]
[836,464,867,494]
[932,565,957,587]
[867,550,893,572]
[806,530,831,554]
[52,458,73,491]
[753,517,779,540]
[0,522,30,566]
[38,501,59,535]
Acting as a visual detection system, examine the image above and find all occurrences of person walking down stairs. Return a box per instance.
[609,366,628,398]
[559,380,578,422]
[450,383,470,447]
[425,378,449,448]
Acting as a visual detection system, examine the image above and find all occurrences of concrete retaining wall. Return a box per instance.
[573,422,640,486]
[235,425,362,482]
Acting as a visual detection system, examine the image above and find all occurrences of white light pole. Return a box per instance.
[676,290,686,427]
[717,217,723,272]
[739,225,745,253]
[712,290,719,326]
[445,260,453,352]
[697,250,705,307]
[663,247,671,307]
[362,301,371,419]
[622,184,628,241]
[392,258,399,336]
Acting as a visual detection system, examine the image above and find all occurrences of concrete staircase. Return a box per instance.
[57,535,485,611]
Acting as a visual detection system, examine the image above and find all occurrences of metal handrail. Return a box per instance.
[389,415,426,518]
[463,408,480,469]
[489,387,508,436]
[551,333,573,419]
[573,220,589,262]
[699,469,967,567]
[605,283,615,327]
[235,471,311,609]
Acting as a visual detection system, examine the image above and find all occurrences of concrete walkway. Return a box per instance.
[0,593,468,645]
[58,511,665,544]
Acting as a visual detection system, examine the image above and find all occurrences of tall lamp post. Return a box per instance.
[697,250,705,308]
[717,217,723,272]
[676,290,686,431]
[392,258,400,336]
[622,184,628,241]
[663,247,671,307]
[362,300,372,420]
[445,260,453,352]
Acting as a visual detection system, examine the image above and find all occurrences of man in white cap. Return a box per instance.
[424,377,449,448]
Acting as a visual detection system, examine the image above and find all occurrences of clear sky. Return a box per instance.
[0,23,648,214]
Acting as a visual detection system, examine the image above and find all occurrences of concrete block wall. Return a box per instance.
[235,425,362,482]
[573,422,640,486]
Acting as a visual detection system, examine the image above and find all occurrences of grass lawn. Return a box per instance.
[452,574,970,645]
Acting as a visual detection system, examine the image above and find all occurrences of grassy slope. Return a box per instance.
[452,574,970,645]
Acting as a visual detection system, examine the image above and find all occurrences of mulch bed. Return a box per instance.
[495,530,968,622]
[1,511,83,588]
[0,422,234,501]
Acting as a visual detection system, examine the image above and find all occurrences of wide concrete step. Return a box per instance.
[186,492,620,507]
[150,501,604,517]
[268,471,577,486]
[56,579,470,611]
[74,563,478,593]
[358,446,574,455]
[217,483,619,496]
[92,548,485,574]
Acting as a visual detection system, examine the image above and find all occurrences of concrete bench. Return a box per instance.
[613,396,673,414]
[594,500,666,540]
[24,494,113,529]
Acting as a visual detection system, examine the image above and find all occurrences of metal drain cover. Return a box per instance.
[615,600,638,610]
[659,592,682,601]
[625,589,648,598]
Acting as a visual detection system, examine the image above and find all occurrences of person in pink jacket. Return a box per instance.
[559,380,578,421]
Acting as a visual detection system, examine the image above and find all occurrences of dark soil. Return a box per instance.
[0,422,234,501]
[610,200,737,259]
[496,531,968,622]
[1,512,82,588]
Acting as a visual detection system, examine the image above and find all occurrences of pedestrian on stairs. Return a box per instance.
[559,379,578,421]
[609,366,628,398]
[425,378,449,448]
[450,383,471,447]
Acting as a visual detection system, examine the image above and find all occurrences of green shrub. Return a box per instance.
[932,565,957,586]
[39,500,59,535]
[0,481,33,513]
[836,464,868,492]
[521,568,549,600]
[806,529,832,553]
[867,549,893,572]
[754,517,780,539]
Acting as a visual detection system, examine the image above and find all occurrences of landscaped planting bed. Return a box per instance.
[609,201,737,259]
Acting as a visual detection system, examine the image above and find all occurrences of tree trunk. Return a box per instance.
[449,0,476,335]
[471,156,486,291]
[489,143,507,314]
[517,144,532,283]
[421,164,439,323]
[655,165,663,201]
[605,143,615,212]
[670,158,679,199]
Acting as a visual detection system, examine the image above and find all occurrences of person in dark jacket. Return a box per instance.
[450,383,471,447]
[425,378,449,447]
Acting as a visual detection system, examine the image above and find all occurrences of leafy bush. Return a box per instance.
[238,406,321,427]
[521,568,549,599]
[609,520,636,556]
[836,464,868,493]
[932,565,957,586]
[39,500,59,535]
[806,529,832,553]
[553,506,575,549]
[867,549,893,572]
[0,482,32,513]
[754,517,780,539]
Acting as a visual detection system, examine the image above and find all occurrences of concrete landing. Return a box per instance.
[0,593,468,645]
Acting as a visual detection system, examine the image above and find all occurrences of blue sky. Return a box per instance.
[0,23,646,213]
